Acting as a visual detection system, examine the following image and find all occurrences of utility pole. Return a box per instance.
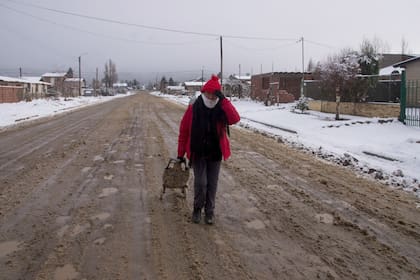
[239,64,241,78]
[220,36,223,87]
[95,67,98,96]
[19,67,22,78]
[298,36,305,97]
[260,64,262,74]
[78,56,81,96]
[201,66,204,86]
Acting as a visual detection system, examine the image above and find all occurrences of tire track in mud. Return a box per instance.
[143,96,254,279]
[0,100,125,217]
[225,128,420,279]
[2,93,419,279]
[34,97,155,280]
[0,94,154,279]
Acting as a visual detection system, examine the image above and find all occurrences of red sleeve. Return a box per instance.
[177,105,192,158]
[220,98,240,125]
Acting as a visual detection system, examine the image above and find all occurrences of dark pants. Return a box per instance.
[192,158,221,216]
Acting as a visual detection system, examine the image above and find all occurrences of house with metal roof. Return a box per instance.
[393,56,420,81]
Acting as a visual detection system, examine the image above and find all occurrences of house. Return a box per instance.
[379,53,415,68]
[167,85,186,95]
[233,75,251,83]
[251,72,313,105]
[21,76,51,99]
[393,56,420,81]
[223,75,251,98]
[0,76,27,103]
[41,72,67,94]
[63,78,86,97]
[113,82,128,94]
[183,81,204,93]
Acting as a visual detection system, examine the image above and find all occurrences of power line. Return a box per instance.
[0,3,218,46]
[224,39,298,52]
[305,39,336,49]
[4,0,297,41]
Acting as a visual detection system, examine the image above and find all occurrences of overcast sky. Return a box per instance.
[1,0,419,83]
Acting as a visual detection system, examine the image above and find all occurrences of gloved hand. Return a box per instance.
[214,90,225,100]
[177,156,186,163]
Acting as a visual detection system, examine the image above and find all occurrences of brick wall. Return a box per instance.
[0,86,24,103]
[251,73,313,103]
[308,100,400,118]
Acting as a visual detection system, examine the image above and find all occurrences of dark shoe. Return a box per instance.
[192,208,201,224]
[205,214,214,225]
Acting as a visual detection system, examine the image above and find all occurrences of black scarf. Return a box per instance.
[190,95,227,161]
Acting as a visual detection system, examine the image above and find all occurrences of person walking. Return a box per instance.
[177,75,240,224]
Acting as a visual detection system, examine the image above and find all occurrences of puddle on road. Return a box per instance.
[246,207,258,214]
[94,237,106,245]
[93,155,104,162]
[98,187,118,198]
[0,241,22,258]
[127,188,141,194]
[315,213,334,224]
[231,190,247,200]
[104,174,114,180]
[54,264,79,280]
[267,184,279,190]
[103,224,113,230]
[57,225,70,238]
[81,167,92,173]
[56,216,71,225]
[214,234,226,246]
[222,193,232,199]
[90,212,111,221]
[71,223,91,237]
[246,219,266,230]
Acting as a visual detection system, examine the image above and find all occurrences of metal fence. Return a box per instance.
[400,71,420,126]
[304,77,401,103]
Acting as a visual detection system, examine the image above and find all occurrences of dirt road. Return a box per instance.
[1,92,419,280]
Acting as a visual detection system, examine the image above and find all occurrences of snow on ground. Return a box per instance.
[1,91,419,197]
[0,93,134,129]
[151,91,420,197]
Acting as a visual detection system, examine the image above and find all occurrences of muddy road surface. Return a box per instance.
[1,92,419,280]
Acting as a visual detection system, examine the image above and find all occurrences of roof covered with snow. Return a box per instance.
[233,75,251,80]
[167,86,185,90]
[379,66,404,76]
[393,56,420,67]
[0,75,30,83]
[64,78,84,82]
[184,81,204,87]
[113,83,128,87]
[42,72,67,78]
[21,76,51,85]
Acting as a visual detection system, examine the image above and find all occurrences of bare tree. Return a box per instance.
[401,37,409,55]
[102,59,118,88]
[307,58,316,72]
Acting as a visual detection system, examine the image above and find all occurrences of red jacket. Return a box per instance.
[178,97,240,161]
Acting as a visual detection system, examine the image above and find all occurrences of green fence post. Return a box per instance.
[399,70,406,123]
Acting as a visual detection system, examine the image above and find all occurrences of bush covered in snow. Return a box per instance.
[293,96,309,113]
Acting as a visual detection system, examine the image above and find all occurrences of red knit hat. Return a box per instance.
[201,75,221,94]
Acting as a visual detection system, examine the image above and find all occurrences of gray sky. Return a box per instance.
[1,0,419,83]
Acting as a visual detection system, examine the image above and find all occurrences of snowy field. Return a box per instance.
[151,92,420,197]
[0,93,134,128]
[0,91,419,197]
